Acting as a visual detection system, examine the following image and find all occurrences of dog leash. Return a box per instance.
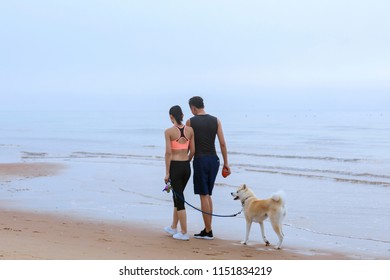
[163,181,243,218]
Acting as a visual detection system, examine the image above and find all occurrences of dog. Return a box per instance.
[231,184,286,249]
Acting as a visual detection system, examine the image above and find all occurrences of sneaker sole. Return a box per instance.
[173,237,190,241]
[193,235,214,240]
[173,234,190,241]
[164,228,177,236]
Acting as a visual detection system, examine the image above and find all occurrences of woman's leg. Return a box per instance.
[171,161,191,234]
[171,207,179,229]
[177,209,187,234]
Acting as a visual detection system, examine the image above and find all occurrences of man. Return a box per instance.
[186,96,231,240]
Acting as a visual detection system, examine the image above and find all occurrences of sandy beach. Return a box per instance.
[0,208,348,260]
[1,162,388,260]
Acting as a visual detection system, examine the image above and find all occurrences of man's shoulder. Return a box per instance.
[193,114,217,119]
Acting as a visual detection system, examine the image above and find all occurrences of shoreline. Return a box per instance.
[1,162,388,260]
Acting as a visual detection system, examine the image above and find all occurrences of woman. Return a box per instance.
[164,105,195,240]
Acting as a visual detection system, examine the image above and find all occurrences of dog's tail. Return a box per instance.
[272,191,287,218]
[271,191,286,206]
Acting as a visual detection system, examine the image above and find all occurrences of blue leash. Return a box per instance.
[163,181,243,218]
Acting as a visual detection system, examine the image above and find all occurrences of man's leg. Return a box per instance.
[200,194,213,232]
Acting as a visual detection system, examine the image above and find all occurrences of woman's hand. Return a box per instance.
[164,174,170,184]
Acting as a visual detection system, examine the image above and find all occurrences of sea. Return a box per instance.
[1,108,389,258]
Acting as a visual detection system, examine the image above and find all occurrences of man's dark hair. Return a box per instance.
[188,96,204,109]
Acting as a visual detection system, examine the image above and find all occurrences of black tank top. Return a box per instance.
[190,114,218,157]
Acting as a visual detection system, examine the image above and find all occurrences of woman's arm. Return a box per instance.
[164,129,172,183]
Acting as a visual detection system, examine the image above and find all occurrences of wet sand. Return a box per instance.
[0,208,350,260]
[0,162,358,260]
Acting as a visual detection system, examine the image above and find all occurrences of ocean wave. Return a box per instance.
[245,168,390,187]
[235,163,390,180]
[1,143,21,147]
[21,152,48,158]
[71,151,153,160]
[284,223,390,244]
[20,150,389,187]
[230,151,363,162]
[21,151,158,161]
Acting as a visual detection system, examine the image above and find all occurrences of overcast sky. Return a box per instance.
[1,0,389,111]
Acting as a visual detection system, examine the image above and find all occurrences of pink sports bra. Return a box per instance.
[171,126,190,150]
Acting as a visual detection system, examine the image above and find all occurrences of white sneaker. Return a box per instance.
[164,226,177,236]
[173,232,190,241]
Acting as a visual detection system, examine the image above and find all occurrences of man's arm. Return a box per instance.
[216,118,230,173]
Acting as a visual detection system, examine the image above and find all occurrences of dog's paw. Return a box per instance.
[274,246,281,250]
[241,241,247,245]
[265,241,270,246]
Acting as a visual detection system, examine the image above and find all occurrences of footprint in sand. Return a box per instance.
[98,238,112,242]
[3,227,22,232]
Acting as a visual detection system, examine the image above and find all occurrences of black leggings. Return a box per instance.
[169,160,191,211]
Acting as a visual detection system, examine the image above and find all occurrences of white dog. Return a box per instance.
[231,184,286,249]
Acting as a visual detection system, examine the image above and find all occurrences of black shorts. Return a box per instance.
[193,155,220,195]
